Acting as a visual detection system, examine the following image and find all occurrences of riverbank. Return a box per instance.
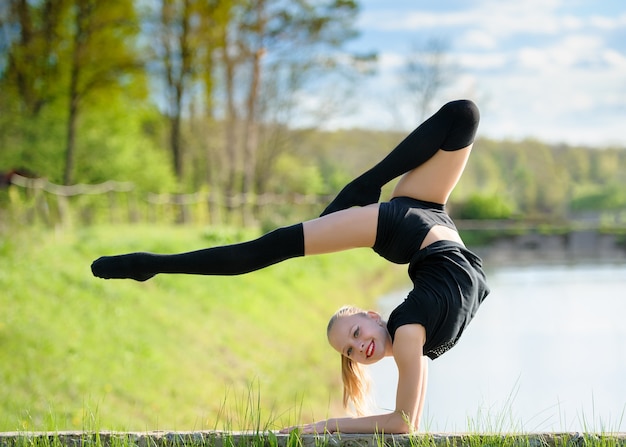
[461,228,626,266]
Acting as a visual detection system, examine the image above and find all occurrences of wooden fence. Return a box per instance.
[3,174,625,237]
[1,173,327,229]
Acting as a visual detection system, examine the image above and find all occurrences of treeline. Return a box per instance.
[1,1,625,228]
[451,137,626,222]
[293,130,626,223]
[0,0,370,223]
[4,127,626,229]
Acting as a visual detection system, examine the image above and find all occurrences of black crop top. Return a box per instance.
[372,197,490,359]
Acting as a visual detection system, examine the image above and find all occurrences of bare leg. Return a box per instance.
[391,145,473,204]
[303,204,379,256]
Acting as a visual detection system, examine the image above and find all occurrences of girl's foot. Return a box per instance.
[91,253,156,282]
[320,178,381,216]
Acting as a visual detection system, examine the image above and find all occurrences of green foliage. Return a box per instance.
[454,193,515,220]
[571,184,626,212]
[0,95,175,192]
[74,99,176,192]
[0,224,403,431]
[456,138,625,219]
[268,153,325,195]
[0,0,162,184]
[0,100,68,181]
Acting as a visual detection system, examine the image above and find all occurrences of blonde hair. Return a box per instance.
[327,305,372,415]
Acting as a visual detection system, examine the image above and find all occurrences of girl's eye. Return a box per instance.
[353,328,360,338]
[347,347,352,357]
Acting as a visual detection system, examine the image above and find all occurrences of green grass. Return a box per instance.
[2,430,626,447]
[0,224,405,432]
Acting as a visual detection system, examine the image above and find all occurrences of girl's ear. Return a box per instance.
[366,310,382,323]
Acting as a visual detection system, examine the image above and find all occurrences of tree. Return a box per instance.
[0,0,69,117]
[62,0,143,185]
[156,0,194,181]
[402,37,454,122]
[219,0,361,222]
[148,0,231,183]
[0,0,70,180]
[0,0,145,185]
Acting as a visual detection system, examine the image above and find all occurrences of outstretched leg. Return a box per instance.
[91,223,305,281]
[320,99,479,216]
[91,206,379,281]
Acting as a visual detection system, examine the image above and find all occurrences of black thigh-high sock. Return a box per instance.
[91,223,305,282]
[320,99,480,216]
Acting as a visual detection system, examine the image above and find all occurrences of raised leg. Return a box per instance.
[320,100,479,216]
[391,145,473,204]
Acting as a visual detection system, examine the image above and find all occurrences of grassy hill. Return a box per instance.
[0,224,404,432]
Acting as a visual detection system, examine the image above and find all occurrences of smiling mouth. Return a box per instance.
[366,340,375,358]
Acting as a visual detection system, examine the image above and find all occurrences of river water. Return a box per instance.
[368,263,626,433]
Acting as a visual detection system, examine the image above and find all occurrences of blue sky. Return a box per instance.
[324,0,626,146]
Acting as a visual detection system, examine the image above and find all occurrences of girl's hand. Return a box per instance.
[280,419,336,434]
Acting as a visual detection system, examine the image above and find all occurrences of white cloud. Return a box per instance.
[376,52,405,73]
[516,47,549,71]
[603,49,626,69]
[343,0,626,145]
[359,10,473,31]
[360,0,625,41]
[458,52,509,70]
[589,13,626,30]
[461,30,498,50]
[471,0,567,35]
[471,65,625,144]
[511,34,607,75]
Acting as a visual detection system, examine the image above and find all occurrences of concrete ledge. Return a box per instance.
[0,431,625,447]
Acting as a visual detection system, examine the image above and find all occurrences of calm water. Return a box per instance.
[369,263,626,432]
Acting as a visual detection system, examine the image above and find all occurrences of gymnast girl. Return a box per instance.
[92,99,490,434]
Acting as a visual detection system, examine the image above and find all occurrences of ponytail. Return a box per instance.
[340,353,371,415]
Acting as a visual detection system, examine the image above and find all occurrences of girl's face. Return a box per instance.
[327,312,392,365]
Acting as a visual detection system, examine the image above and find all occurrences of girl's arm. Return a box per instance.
[283,324,428,434]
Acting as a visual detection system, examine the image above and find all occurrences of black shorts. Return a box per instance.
[372,197,457,264]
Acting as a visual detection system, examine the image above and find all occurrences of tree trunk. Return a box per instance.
[63,0,89,185]
[221,44,238,219]
[170,101,183,179]
[240,0,265,225]
[241,48,262,225]
[160,0,192,183]
[63,93,78,185]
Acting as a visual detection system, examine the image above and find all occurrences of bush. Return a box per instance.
[454,193,514,220]
[571,184,626,212]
